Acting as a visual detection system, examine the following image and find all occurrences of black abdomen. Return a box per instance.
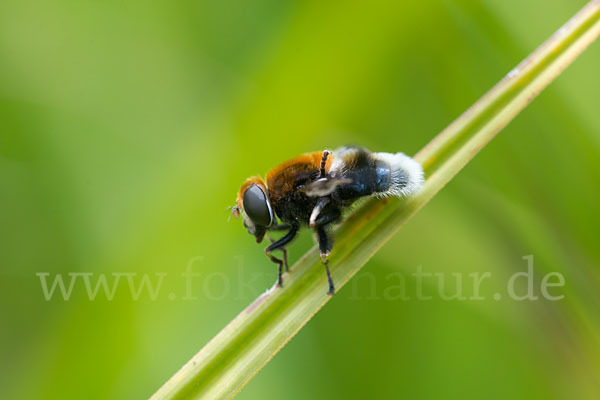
[333,148,392,202]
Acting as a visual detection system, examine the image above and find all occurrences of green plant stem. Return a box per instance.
[152,2,600,399]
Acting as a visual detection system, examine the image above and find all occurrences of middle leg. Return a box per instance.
[316,226,335,295]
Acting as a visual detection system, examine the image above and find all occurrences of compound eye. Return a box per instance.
[243,185,272,227]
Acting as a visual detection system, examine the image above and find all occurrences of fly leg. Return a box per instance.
[316,226,335,295]
[311,206,341,295]
[266,234,290,272]
[320,150,330,178]
[265,225,298,286]
[265,252,285,287]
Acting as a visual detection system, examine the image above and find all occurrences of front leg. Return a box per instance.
[266,234,289,272]
[269,223,291,231]
[265,252,285,287]
[265,225,299,286]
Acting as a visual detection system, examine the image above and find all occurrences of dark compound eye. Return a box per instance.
[243,185,272,227]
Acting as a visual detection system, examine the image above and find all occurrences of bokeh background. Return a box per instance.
[1,0,599,399]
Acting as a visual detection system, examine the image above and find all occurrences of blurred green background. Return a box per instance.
[1,0,599,399]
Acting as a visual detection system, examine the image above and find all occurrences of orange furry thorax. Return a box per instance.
[265,151,333,201]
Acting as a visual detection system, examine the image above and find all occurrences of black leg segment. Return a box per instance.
[320,150,330,178]
[266,234,290,272]
[265,252,284,287]
[269,223,291,231]
[313,205,341,228]
[265,225,299,285]
[316,226,335,294]
[265,225,298,253]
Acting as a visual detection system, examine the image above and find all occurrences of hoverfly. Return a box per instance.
[233,146,424,294]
